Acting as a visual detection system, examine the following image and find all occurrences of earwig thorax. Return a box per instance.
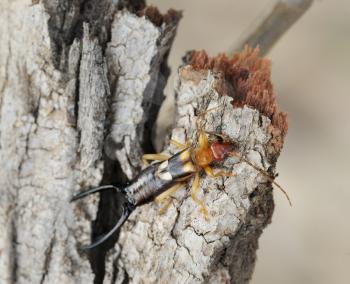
[194,148,213,167]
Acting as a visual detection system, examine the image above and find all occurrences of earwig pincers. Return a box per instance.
[71,146,198,249]
[71,185,135,249]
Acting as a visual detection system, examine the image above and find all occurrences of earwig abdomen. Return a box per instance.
[124,162,171,205]
[124,148,196,206]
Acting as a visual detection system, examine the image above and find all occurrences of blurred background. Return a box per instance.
[149,1,350,283]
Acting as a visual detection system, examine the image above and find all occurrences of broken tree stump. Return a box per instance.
[0,1,290,283]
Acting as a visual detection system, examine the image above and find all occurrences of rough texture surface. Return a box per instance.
[0,1,180,283]
[105,62,282,284]
[0,0,119,281]
[0,1,286,284]
[105,8,181,178]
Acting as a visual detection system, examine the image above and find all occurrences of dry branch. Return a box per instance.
[232,0,313,56]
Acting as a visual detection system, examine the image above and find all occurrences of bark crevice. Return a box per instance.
[0,1,289,284]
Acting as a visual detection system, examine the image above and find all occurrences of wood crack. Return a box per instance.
[0,1,292,283]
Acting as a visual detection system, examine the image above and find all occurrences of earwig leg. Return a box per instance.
[198,130,209,149]
[142,154,170,161]
[84,204,134,249]
[71,185,120,201]
[142,153,170,166]
[155,183,182,214]
[170,139,190,150]
[191,172,208,221]
[204,166,235,178]
[157,199,172,215]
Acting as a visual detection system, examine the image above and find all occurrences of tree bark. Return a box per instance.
[103,49,288,283]
[0,1,288,284]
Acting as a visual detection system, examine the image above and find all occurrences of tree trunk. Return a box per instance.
[0,1,287,284]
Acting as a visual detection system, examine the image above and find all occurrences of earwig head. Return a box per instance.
[210,142,234,161]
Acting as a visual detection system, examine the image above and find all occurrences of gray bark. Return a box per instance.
[0,1,286,284]
[105,65,278,284]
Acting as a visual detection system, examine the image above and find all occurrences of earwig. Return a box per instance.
[72,120,290,249]
[71,147,198,249]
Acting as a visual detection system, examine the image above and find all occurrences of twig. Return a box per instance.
[231,0,313,56]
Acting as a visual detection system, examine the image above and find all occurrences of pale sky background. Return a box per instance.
[149,1,350,283]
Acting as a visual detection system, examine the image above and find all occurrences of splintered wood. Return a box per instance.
[109,48,286,283]
[0,1,288,283]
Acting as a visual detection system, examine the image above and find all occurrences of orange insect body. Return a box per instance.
[194,148,213,167]
[72,129,291,249]
[193,131,233,168]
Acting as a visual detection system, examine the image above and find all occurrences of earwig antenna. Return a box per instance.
[229,151,292,206]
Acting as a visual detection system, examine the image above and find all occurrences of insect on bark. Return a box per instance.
[71,113,291,249]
